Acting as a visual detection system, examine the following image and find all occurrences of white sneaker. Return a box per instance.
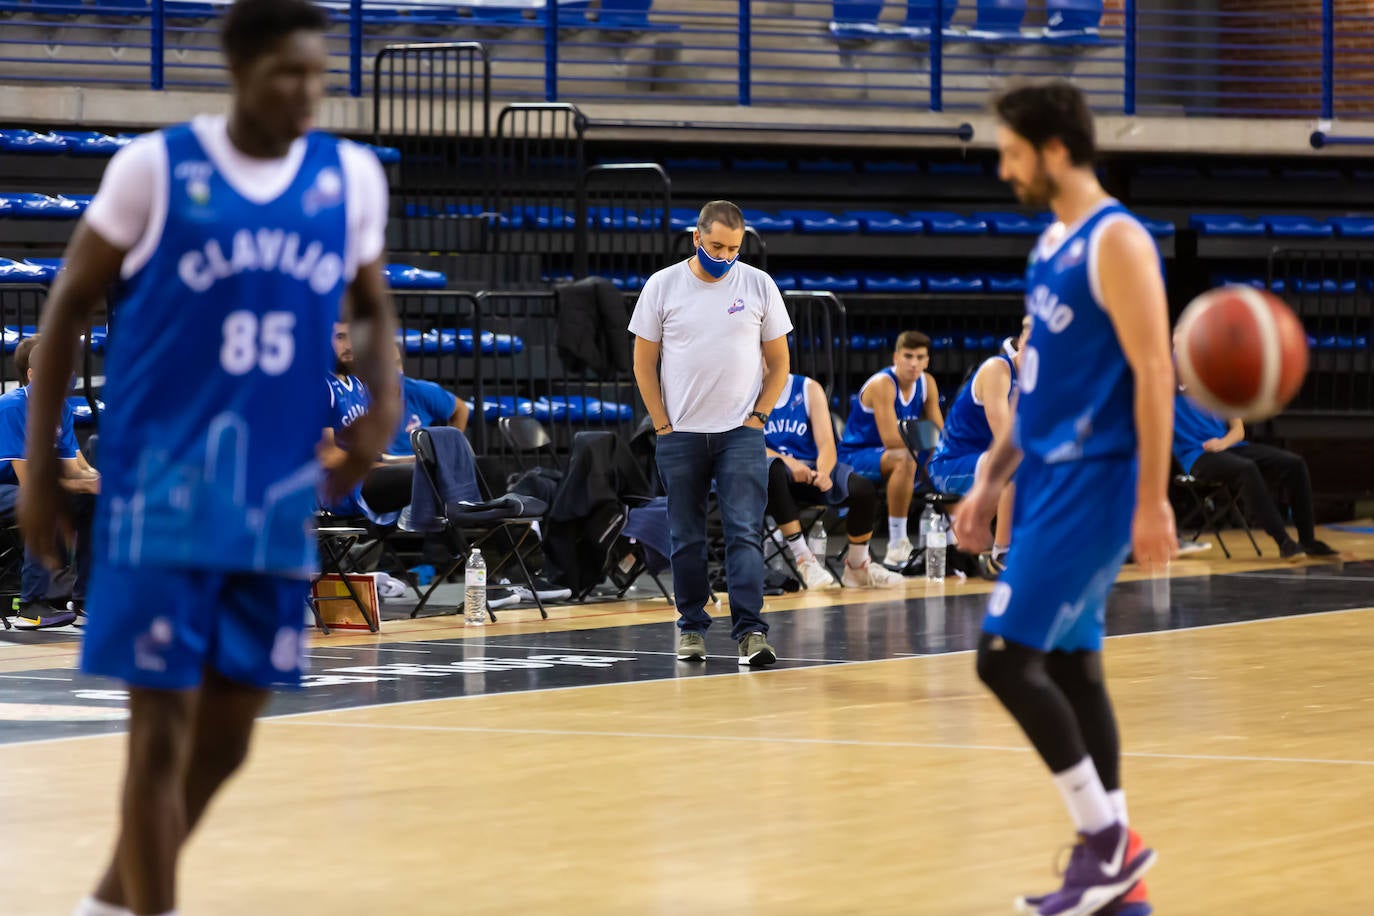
[796,555,837,590]
[843,560,906,588]
[884,537,913,567]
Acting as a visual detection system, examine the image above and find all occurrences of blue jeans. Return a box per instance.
[0,485,94,604]
[654,426,768,641]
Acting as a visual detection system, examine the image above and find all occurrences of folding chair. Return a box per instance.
[498,416,561,472]
[0,523,23,630]
[309,521,378,634]
[1171,461,1262,559]
[409,427,550,621]
[901,418,962,517]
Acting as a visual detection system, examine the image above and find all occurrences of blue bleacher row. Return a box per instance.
[553,270,1032,294]
[463,395,633,423]
[829,0,1107,44]
[1,257,446,290]
[0,0,664,31]
[1193,215,1374,238]
[406,203,1177,238]
[0,128,401,164]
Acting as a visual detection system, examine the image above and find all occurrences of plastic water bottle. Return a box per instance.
[807,520,828,562]
[918,504,937,548]
[464,548,487,625]
[926,514,947,583]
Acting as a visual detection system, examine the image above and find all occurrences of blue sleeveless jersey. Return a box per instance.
[98,125,350,576]
[840,367,924,452]
[933,354,1016,461]
[764,374,817,462]
[327,374,371,445]
[1017,201,1155,464]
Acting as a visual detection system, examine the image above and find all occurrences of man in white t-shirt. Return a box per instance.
[629,200,793,667]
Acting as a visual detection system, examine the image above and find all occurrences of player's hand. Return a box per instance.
[1202,438,1227,453]
[814,470,834,493]
[1131,497,1178,572]
[317,440,376,504]
[783,456,812,484]
[954,479,998,554]
[18,458,73,571]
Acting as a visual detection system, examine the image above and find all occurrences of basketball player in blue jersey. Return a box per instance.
[19,3,399,915]
[837,330,943,567]
[764,373,904,589]
[928,317,1030,575]
[954,83,1176,916]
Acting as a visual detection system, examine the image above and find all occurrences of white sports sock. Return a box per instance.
[1052,757,1116,834]
[847,542,870,568]
[888,517,908,544]
[786,532,814,563]
[73,899,132,916]
[1108,788,1128,826]
[992,543,1010,561]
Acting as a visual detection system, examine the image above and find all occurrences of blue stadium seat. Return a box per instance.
[1291,278,1357,295]
[798,273,860,292]
[910,211,988,235]
[861,160,922,174]
[0,193,84,219]
[924,274,985,293]
[742,210,796,233]
[1140,217,1176,238]
[368,144,401,165]
[862,274,925,293]
[926,161,985,176]
[772,275,798,291]
[466,397,536,422]
[1263,216,1333,239]
[669,208,699,232]
[1212,275,1285,293]
[456,329,524,355]
[780,210,861,234]
[538,395,634,422]
[829,0,885,40]
[1190,215,1266,237]
[900,0,957,36]
[84,325,107,354]
[984,273,1027,293]
[974,210,1051,236]
[609,273,642,290]
[523,205,578,230]
[0,258,49,284]
[732,158,790,172]
[55,131,129,157]
[0,129,69,154]
[23,258,64,281]
[665,157,721,172]
[797,158,854,174]
[968,0,1028,39]
[847,210,925,234]
[384,264,447,289]
[930,334,956,350]
[1044,0,1105,40]
[68,396,104,428]
[1329,217,1374,238]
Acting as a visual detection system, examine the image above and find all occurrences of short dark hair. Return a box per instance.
[994,81,1096,166]
[222,0,329,67]
[895,330,931,353]
[696,200,745,235]
[14,335,38,383]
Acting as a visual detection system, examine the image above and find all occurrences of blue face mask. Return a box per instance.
[696,245,738,279]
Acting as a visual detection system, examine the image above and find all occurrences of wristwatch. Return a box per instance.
[748,410,769,425]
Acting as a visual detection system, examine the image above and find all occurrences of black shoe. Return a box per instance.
[977,553,1005,580]
[11,601,78,630]
[1279,541,1306,560]
[1301,539,1338,557]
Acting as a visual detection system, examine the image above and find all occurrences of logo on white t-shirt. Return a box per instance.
[727,298,746,315]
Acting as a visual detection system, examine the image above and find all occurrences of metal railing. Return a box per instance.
[0,0,1371,119]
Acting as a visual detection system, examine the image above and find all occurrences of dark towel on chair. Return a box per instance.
[410,427,483,532]
[622,496,671,574]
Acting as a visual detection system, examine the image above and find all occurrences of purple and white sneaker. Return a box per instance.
[1030,823,1156,916]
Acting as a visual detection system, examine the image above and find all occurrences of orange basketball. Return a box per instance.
[1174,286,1309,421]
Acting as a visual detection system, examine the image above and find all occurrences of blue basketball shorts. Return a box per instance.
[981,454,1136,653]
[81,563,311,690]
[928,451,984,496]
[839,445,928,484]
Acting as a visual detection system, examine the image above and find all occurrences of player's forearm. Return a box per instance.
[878,421,905,451]
[29,298,92,481]
[1134,359,1175,503]
[980,430,1023,489]
[815,444,836,479]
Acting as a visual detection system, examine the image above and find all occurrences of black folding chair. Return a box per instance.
[309,521,378,634]
[1171,461,1262,559]
[498,416,561,472]
[410,427,550,621]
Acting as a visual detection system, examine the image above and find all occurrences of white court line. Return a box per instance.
[1230,572,1374,585]
[414,641,853,665]
[303,655,354,660]
[272,720,1374,769]
[2,604,1371,751]
[0,674,73,682]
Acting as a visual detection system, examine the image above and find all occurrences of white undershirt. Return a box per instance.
[84,114,389,281]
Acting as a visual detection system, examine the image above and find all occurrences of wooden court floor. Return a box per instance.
[1,529,1372,914]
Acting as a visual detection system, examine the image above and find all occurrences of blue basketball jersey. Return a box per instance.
[327,373,371,445]
[764,374,817,463]
[933,354,1016,462]
[1172,387,1245,474]
[1017,201,1157,464]
[840,367,924,452]
[97,124,350,576]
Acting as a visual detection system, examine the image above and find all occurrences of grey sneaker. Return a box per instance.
[677,631,707,662]
[737,632,776,667]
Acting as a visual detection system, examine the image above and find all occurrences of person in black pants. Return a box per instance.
[763,373,904,589]
[1174,387,1335,558]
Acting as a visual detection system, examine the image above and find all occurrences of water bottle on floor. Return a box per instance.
[464,548,487,626]
[926,514,947,583]
[807,520,828,562]
[918,504,937,548]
